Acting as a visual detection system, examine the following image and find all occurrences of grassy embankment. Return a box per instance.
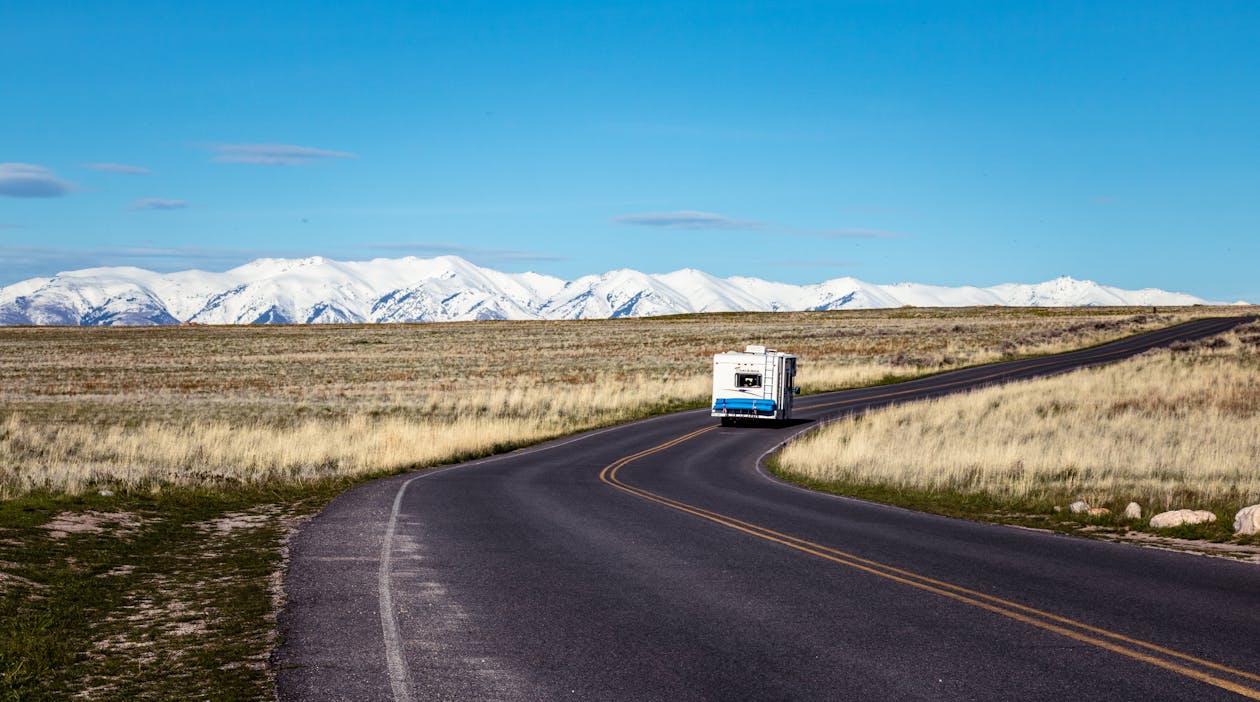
[774,319,1260,544]
[0,307,1236,699]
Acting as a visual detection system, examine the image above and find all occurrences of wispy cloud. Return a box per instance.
[0,244,289,284]
[1,244,266,265]
[0,243,560,286]
[131,198,188,211]
[613,209,908,239]
[210,143,357,166]
[0,163,78,198]
[83,162,151,175]
[612,210,765,231]
[800,227,905,239]
[359,241,564,264]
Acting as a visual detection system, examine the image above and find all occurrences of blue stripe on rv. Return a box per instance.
[713,398,777,414]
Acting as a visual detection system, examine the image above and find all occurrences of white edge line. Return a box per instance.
[379,474,420,702]
[375,415,690,701]
[377,318,1249,698]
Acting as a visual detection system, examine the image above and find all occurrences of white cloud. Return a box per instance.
[132,198,188,211]
[612,210,765,230]
[0,163,78,198]
[82,162,151,175]
[210,143,357,166]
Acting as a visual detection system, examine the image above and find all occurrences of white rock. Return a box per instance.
[1068,500,1090,514]
[1123,502,1142,520]
[1234,505,1260,535]
[98,489,114,497]
[1149,509,1217,529]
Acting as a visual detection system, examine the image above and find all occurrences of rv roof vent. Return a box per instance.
[745,344,767,354]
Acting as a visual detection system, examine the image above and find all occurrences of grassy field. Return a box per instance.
[0,483,354,701]
[0,307,1245,699]
[0,307,1215,497]
[775,319,1260,541]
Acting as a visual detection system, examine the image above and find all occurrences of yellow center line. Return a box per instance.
[599,424,1260,699]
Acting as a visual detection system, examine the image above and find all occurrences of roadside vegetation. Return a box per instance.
[0,308,1212,496]
[0,306,1244,699]
[774,320,1260,545]
[0,483,350,701]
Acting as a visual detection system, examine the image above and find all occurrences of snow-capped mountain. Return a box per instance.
[0,255,1223,326]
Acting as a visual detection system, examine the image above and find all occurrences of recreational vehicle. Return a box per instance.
[711,345,799,425]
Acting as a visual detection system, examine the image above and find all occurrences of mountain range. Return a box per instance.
[0,255,1224,326]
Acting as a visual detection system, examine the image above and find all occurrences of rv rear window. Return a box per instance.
[736,373,762,388]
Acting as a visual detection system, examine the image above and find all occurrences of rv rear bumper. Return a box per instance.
[712,398,777,416]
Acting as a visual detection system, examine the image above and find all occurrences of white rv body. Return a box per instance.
[711,345,798,424]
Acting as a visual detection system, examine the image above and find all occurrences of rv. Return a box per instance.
[711,345,799,426]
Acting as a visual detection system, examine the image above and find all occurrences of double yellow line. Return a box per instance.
[599,420,1260,696]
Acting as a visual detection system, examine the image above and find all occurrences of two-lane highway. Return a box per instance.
[276,316,1259,701]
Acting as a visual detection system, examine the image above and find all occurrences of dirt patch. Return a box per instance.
[79,575,216,699]
[981,519,1260,563]
[1099,530,1260,564]
[41,511,143,539]
[0,568,47,591]
[71,503,307,697]
[192,505,283,536]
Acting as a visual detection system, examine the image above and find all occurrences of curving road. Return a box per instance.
[276,316,1260,701]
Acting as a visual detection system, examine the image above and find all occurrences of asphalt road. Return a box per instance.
[276,316,1260,701]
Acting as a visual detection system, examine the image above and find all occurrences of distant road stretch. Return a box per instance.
[277,316,1260,701]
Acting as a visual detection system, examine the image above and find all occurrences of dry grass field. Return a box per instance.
[0,307,1226,498]
[2,307,1252,700]
[777,320,1260,515]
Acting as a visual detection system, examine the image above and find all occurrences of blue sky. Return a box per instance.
[2,1,1257,301]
